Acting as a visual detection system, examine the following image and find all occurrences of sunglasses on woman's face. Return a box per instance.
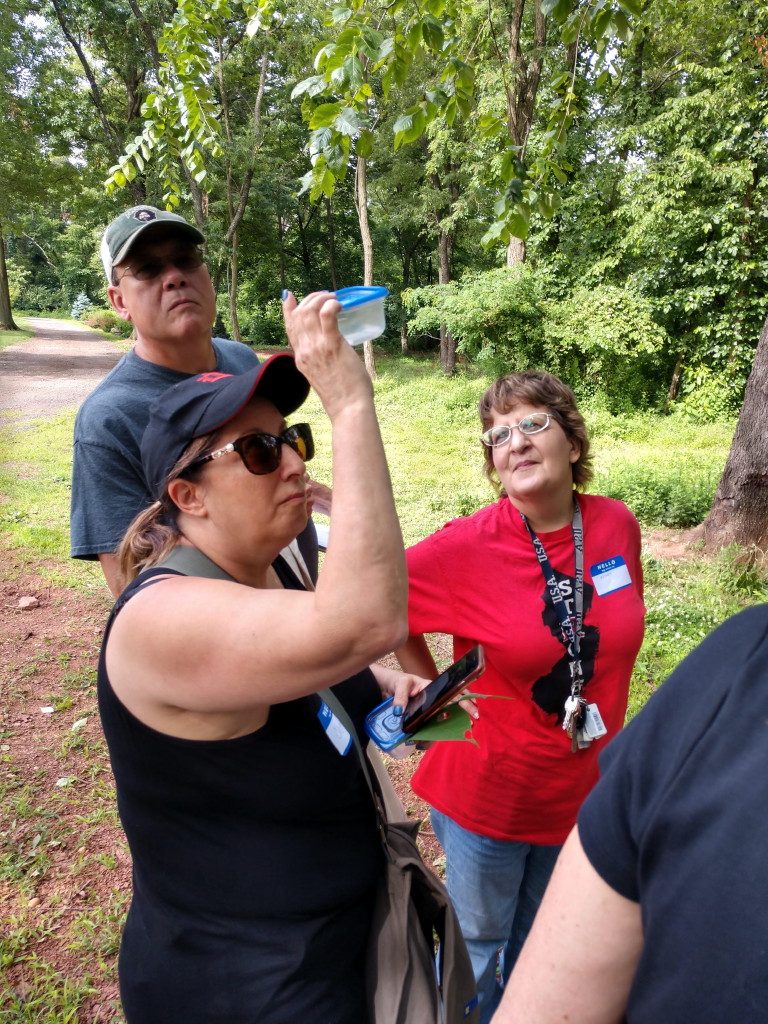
[191,423,314,476]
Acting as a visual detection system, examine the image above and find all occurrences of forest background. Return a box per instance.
[3,0,768,1017]
[2,0,767,420]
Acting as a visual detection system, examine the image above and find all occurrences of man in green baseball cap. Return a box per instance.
[71,205,325,597]
[100,205,205,284]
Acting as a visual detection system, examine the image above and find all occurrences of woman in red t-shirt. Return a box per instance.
[397,370,645,1024]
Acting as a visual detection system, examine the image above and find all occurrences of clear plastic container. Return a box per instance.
[335,286,389,346]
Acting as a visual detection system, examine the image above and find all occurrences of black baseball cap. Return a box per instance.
[141,355,310,499]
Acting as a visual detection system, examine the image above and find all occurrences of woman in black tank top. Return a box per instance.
[98,292,428,1024]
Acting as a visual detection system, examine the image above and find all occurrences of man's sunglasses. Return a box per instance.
[117,251,205,282]
[190,423,314,476]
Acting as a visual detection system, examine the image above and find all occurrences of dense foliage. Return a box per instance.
[2,0,767,416]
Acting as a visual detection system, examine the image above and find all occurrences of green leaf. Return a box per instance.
[422,14,445,52]
[593,7,613,39]
[481,220,510,246]
[613,11,631,42]
[407,704,478,745]
[393,107,426,149]
[310,166,336,201]
[334,106,365,135]
[342,53,363,92]
[617,0,642,15]
[560,18,579,44]
[291,75,326,100]
[309,102,342,129]
[506,203,531,240]
[356,129,374,158]
[542,0,573,20]
[537,190,562,218]
[406,21,423,51]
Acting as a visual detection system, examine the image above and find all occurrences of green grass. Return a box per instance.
[2,350,766,1022]
[0,325,34,351]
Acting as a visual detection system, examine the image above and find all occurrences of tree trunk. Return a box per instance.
[399,238,413,354]
[437,229,456,376]
[503,0,546,264]
[229,230,241,342]
[325,196,338,291]
[355,156,377,379]
[701,314,768,552]
[0,224,19,331]
[663,351,685,413]
[278,214,287,292]
[506,235,526,266]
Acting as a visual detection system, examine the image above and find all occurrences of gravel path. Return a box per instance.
[0,317,124,427]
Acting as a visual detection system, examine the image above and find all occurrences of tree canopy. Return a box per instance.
[3,0,766,419]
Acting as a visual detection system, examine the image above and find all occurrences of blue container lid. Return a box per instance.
[336,286,389,309]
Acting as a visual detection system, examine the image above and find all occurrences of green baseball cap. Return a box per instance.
[100,205,204,282]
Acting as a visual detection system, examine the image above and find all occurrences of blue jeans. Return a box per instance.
[431,808,561,1024]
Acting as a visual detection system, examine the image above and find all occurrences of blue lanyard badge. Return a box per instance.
[589,556,632,597]
[317,700,352,756]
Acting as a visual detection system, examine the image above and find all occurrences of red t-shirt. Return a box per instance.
[407,493,645,844]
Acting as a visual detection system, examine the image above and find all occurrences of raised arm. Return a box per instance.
[106,292,409,718]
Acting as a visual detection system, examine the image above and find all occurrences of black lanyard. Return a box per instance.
[520,496,585,697]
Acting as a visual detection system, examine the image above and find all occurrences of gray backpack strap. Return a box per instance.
[155,545,237,582]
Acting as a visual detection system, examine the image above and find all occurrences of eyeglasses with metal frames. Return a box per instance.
[190,423,314,476]
[480,414,552,448]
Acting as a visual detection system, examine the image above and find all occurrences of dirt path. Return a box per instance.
[0,317,123,427]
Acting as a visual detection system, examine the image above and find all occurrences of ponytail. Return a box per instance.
[118,432,221,582]
[118,499,181,582]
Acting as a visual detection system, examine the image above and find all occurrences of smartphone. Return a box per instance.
[365,645,486,752]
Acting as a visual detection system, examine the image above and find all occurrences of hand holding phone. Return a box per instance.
[365,645,485,752]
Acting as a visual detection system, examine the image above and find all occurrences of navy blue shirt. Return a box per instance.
[579,603,768,1023]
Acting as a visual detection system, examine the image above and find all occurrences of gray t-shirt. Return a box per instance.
[70,339,258,559]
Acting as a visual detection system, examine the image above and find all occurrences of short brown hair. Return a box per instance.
[478,370,592,493]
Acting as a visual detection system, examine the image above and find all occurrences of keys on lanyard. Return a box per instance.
[563,694,587,751]
[522,498,600,753]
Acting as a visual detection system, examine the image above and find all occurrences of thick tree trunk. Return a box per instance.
[701,314,768,552]
[0,225,19,331]
[506,236,526,266]
[355,156,377,380]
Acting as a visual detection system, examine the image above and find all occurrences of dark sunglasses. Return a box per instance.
[117,251,205,282]
[191,423,314,476]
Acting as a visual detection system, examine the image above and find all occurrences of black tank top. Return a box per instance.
[98,558,383,1024]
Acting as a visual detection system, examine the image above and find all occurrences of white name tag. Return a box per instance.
[590,556,632,596]
[317,700,352,756]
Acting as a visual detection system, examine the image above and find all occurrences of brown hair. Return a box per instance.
[117,433,219,583]
[478,370,593,493]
